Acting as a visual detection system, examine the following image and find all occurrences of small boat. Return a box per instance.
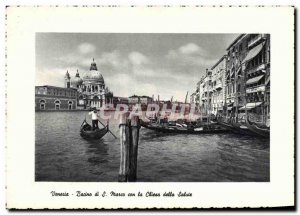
[246,116,270,138]
[140,120,229,135]
[231,120,256,136]
[218,120,237,132]
[80,120,109,140]
[218,117,269,138]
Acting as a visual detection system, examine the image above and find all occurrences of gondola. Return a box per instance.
[231,120,257,136]
[218,117,269,138]
[218,117,259,136]
[140,120,229,135]
[245,116,270,138]
[80,120,109,140]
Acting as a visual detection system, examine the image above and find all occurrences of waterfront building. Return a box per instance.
[128,95,140,104]
[140,96,153,105]
[242,34,270,124]
[35,85,78,111]
[201,69,213,115]
[225,34,249,117]
[195,76,205,114]
[195,82,199,108]
[36,58,114,111]
[113,96,129,107]
[65,59,114,109]
[190,92,197,104]
[128,95,153,105]
[210,55,227,115]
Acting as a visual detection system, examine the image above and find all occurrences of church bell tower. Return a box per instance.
[65,70,70,88]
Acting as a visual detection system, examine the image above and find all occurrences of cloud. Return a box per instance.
[179,43,203,55]
[107,73,134,97]
[37,47,202,102]
[98,51,129,69]
[166,43,217,68]
[77,43,96,55]
[128,52,149,66]
[35,67,79,87]
[55,43,96,68]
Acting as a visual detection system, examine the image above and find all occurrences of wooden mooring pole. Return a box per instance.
[118,113,140,182]
[128,115,140,181]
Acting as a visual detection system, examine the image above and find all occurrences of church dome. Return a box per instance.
[83,59,105,84]
[71,70,83,87]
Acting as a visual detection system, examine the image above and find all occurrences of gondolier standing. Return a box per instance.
[89,107,99,130]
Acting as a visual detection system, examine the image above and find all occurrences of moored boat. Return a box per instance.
[245,116,270,138]
[140,120,229,134]
[231,120,257,136]
[80,120,108,140]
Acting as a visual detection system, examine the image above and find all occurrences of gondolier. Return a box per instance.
[89,107,99,130]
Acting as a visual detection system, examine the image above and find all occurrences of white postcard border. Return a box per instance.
[6,6,294,209]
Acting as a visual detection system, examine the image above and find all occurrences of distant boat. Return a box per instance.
[80,120,108,140]
[140,120,229,135]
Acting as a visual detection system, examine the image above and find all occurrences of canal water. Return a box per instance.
[35,111,270,182]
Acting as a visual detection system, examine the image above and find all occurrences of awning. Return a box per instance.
[246,75,264,85]
[239,102,262,110]
[227,102,234,107]
[242,42,265,64]
[227,107,232,110]
[265,76,270,85]
[236,66,241,74]
[230,70,235,77]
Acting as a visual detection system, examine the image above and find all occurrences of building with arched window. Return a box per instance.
[64,58,114,109]
[35,85,78,111]
[211,55,226,116]
[36,58,114,111]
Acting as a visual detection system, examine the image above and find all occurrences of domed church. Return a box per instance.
[64,58,113,109]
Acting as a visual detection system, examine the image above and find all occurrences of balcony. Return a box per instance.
[226,94,233,99]
[246,85,265,94]
[248,34,264,48]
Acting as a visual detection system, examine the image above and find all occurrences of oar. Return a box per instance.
[80,113,88,127]
[98,119,117,139]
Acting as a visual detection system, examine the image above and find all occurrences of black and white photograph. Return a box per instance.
[35,33,270,182]
[5,6,294,209]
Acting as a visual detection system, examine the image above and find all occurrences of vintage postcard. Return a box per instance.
[6,6,294,209]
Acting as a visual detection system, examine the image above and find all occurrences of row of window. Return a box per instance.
[247,51,266,70]
[36,88,77,97]
[39,103,73,110]
[227,34,263,61]
[39,100,73,104]
[38,100,74,110]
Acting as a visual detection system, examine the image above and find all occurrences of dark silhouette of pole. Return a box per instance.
[128,115,140,181]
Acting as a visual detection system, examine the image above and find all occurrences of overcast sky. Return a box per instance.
[36,33,238,101]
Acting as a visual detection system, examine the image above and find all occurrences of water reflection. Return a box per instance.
[83,139,109,165]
